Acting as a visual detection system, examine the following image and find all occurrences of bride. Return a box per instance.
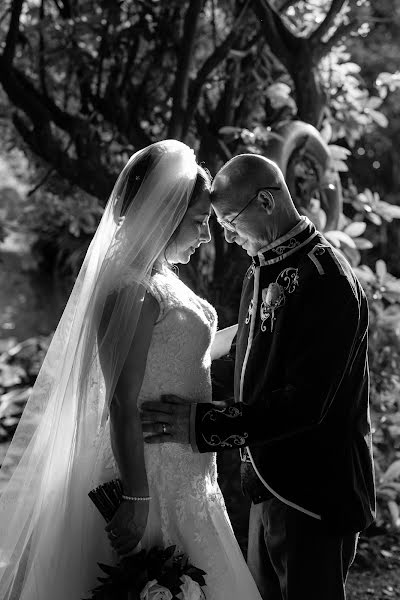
[0,140,262,599]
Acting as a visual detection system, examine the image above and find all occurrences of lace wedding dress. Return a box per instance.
[96,268,263,600]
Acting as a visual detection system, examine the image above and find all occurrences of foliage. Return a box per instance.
[319,45,389,147]
[356,262,400,529]
[0,335,50,442]
[18,187,103,273]
[0,1,386,187]
[1,0,399,285]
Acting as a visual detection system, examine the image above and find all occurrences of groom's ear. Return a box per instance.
[257,190,275,215]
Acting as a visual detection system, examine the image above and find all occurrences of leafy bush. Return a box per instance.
[18,188,103,275]
[0,336,50,443]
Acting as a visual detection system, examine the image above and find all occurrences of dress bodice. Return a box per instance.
[139,269,217,406]
[98,268,218,479]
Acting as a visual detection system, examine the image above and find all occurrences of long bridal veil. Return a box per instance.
[0,140,198,600]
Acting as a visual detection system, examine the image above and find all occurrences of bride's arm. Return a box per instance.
[98,289,159,555]
[211,324,238,361]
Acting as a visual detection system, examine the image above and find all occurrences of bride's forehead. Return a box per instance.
[189,190,211,215]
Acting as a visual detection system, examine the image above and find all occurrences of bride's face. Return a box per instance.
[166,189,212,264]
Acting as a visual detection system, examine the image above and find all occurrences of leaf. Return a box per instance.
[366,96,383,110]
[381,460,400,483]
[376,259,387,283]
[218,126,241,136]
[0,364,26,387]
[385,278,400,296]
[376,71,400,91]
[162,545,176,562]
[366,212,382,226]
[229,49,247,58]
[382,205,400,220]
[353,265,376,284]
[344,222,367,237]
[328,144,352,161]
[366,108,389,128]
[324,231,356,248]
[342,62,361,74]
[354,238,373,250]
[332,159,348,172]
[320,121,332,144]
[388,425,400,439]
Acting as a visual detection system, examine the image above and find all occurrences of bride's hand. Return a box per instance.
[105,500,149,557]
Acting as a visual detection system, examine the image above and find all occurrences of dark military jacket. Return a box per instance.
[191,217,376,534]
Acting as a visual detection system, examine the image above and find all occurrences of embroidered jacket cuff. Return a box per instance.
[194,403,249,452]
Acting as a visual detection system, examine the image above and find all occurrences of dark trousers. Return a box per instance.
[247,497,358,600]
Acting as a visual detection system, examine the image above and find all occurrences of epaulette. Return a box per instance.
[306,243,347,277]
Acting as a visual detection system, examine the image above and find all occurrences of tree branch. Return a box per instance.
[0,6,11,27]
[13,113,116,200]
[95,18,110,98]
[309,0,348,46]
[118,33,140,93]
[251,0,299,69]
[51,0,71,19]
[182,0,251,136]
[38,0,48,97]
[167,0,206,139]
[3,0,24,65]
[0,58,86,135]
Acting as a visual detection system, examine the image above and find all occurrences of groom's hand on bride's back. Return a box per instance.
[140,395,191,444]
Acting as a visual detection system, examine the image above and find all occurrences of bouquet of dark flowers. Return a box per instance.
[83,545,207,600]
[85,480,207,600]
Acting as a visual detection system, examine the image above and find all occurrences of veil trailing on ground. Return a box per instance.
[0,140,198,599]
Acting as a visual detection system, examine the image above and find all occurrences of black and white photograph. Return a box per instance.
[0,1,399,598]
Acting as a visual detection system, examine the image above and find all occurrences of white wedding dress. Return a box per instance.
[95,268,263,600]
[0,142,262,600]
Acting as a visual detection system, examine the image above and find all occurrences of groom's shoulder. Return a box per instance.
[302,237,354,281]
[299,237,365,306]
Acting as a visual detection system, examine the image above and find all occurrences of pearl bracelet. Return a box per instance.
[122,494,152,502]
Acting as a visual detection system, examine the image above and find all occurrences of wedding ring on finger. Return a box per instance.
[109,530,118,539]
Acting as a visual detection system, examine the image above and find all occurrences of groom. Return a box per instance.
[141,154,376,600]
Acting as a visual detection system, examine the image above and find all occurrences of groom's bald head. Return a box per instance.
[211,154,300,256]
[211,154,285,210]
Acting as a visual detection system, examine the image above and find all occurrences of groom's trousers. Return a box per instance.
[247,497,358,600]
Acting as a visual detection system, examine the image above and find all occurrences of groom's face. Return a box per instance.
[211,190,270,257]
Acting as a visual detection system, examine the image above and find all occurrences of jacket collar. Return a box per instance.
[252,217,318,267]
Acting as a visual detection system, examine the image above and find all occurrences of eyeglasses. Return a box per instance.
[217,186,281,233]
